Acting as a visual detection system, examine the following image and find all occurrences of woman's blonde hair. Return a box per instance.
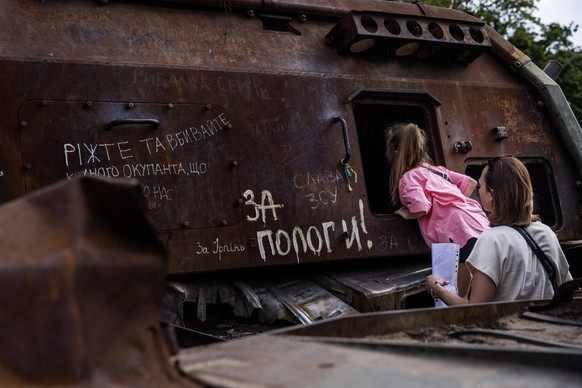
[385,123,433,206]
[485,156,536,226]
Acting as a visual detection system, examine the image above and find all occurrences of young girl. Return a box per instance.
[386,123,489,297]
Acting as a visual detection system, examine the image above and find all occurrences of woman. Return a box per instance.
[426,156,573,305]
[386,123,489,297]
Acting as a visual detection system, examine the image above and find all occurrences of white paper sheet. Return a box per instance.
[431,243,459,308]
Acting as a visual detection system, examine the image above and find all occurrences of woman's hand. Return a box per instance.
[425,274,469,306]
[425,275,448,297]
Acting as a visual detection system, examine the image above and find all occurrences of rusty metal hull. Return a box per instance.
[1,0,581,277]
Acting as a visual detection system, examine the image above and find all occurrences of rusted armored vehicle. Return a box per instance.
[2,0,582,386]
[2,0,582,334]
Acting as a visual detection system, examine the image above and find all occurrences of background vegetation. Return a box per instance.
[404,0,581,124]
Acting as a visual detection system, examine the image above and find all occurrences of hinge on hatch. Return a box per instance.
[259,14,301,35]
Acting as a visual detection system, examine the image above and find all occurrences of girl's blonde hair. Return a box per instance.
[485,156,536,226]
[386,123,433,206]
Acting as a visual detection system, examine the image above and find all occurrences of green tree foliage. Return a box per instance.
[403,0,582,123]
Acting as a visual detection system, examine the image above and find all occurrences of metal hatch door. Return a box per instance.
[18,100,240,230]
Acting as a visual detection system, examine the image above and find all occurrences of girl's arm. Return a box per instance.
[395,205,426,220]
[447,169,477,197]
[462,177,478,197]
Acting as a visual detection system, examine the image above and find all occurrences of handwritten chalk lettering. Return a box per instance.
[255,220,338,262]
[306,226,323,256]
[193,239,245,260]
[257,227,329,263]
[138,113,230,155]
[130,37,202,57]
[243,189,284,225]
[320,222,336,254]
[196,242,210,255]
[293,170,344,189]
[212,238,245,260]
[0,171,3,177]
[256,231,274,262]
[133,69,212,92]
[253,118,287,137]
[254,199,370,262]
[290,227,307,262]
[63,142,133,167]
[217,77,271,101]
[142,185,174,201]
[167,119,220,148]
[380,234,399,249]
[252,116,304,140]
[65,162,191,180]
[138,137,166,155]
[358,198,368,234]
[63,115,228,171]
[122,163,188,178]
[305,187,338,209]
[256,220,337,263]
[65,166,121,179]
[275,230,291,256]
[341,217,362,252]
[189,162,207,175]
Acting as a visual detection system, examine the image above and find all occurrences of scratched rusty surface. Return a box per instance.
[0,177,191,386]
[0,0,581,275]
[18,100,239,230]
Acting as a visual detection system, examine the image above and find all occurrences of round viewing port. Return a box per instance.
[469,26,485,43]
[449,24,464,41]
[350,38,376,53]
[395,42,420,56]
[406,20,423,37]
[384,17,401,35]
[428,22,444,39]
[361,16,378,33]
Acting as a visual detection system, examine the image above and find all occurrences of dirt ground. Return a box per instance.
[369,303,582,349]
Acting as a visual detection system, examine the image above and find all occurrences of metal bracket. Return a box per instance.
[492,126,508,141]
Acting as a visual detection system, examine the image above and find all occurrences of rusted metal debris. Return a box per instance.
[174,281,582,387]
[0,177,189,387]
[162,260,430,338]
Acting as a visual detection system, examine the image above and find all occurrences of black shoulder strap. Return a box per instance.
[425,167,452,183]
[512,226,557,291]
